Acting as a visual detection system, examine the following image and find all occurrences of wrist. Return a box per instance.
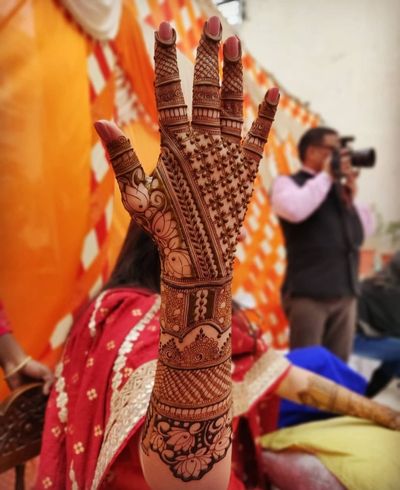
[0,334,27,371]
[4,356,32,380]
[159,276,232,340]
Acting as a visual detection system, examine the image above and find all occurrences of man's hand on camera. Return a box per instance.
[322,148,352,180]
[339,148,352,174]
[322,153,334,177]
[342,168,359,201]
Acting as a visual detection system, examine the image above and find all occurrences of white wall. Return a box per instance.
[238,0,400,242]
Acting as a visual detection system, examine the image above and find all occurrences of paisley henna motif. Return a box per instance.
[99,18,279,482]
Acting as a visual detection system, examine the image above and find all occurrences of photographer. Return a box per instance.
[271,127,375,361]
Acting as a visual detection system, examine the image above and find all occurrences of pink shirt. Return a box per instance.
[271,167,375,237]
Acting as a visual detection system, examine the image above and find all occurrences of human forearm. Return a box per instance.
[277,366,400,429]
[271,172,332,222]
[96,13,279,487]
[0,333,54,394]
[0,333,27,372]
[140,279,233,488]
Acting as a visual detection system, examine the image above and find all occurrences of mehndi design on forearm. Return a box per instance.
[101,18,279,482]
[299,375,400,430]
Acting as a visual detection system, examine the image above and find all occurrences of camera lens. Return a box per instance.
[351,149,376,168]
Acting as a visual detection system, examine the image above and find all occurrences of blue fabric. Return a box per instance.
[278,346,367,428]
[353,333,400,376]
[353,334,400,376]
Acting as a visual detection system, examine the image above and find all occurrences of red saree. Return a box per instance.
[37,288,290,489]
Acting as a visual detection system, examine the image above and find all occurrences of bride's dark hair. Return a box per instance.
[104,220,161,293]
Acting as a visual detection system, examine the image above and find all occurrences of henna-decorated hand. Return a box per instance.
[95,18,279,284]
[95,17,279,488]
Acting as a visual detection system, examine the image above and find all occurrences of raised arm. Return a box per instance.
[94,17,279,490]
[271,172,332,222]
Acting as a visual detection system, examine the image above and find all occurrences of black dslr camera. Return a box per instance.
[331,136,376,178]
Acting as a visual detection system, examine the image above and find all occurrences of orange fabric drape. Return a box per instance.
[0,0,91,363]
[114,0,158,124]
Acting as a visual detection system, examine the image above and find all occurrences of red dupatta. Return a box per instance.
[37,288,290,489]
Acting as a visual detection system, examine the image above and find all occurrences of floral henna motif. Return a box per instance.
[147,409,232,481]
[167,131,258,277]
[106,142,193,279]
[141,322,233,479]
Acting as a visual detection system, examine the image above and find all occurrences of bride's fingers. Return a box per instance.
[154,22,189,136]
[191,16,222,133]
[221,35,243,142]
[242,87,280,163]
[94,120,124,143]
[94,120,143,178]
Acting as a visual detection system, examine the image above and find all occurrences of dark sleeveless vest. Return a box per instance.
[280,170,364,298]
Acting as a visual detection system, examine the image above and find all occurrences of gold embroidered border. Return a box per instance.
[54,359,68,424]
[232,349,290,417]
[111,297,160,403]
[88,291,108,337]
[69,461,79,490]
[92,349,289,488]
[92,360,157,490]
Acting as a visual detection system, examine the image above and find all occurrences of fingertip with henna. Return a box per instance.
[94,120,123,143]
[206,16,221,37]
[158,21,172,42]
[267,87,280,105]
[224,36,240,60]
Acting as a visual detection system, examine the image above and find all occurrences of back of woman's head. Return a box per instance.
[104,221,161,293]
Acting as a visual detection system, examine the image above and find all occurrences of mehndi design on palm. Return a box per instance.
[99,19,279,284]
[95,17,279,483]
